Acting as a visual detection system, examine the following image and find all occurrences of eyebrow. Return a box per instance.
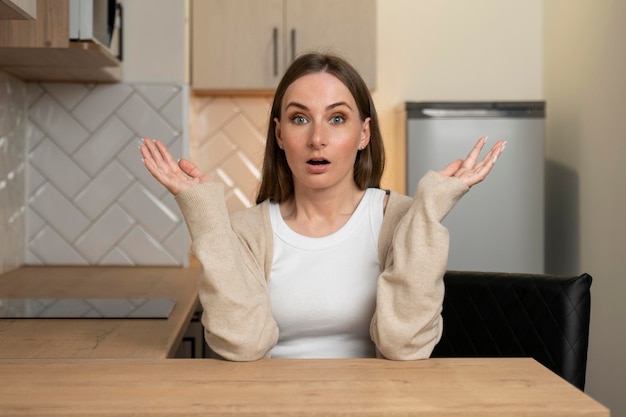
[285,101,353,112]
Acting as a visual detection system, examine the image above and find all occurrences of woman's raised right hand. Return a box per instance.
[139,138,211,196]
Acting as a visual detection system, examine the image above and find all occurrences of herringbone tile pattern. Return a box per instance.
[0,72,27,274]
[189,95,272,212]
[25,83,189,266]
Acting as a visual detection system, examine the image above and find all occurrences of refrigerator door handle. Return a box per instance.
[422,109,530,118]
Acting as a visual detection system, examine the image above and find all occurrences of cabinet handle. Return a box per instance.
[290,29,296,63]
[116,3,123,62]
[273,27,278,77]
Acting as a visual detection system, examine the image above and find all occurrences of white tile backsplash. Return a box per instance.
[134,84,181,110]
[29,226,87,265]
[29,139,90,198]
[74,204,135,264]
[73,116,134,176]
[29,183,91,242]
[117,94,179,142]
[0,71,26,274]
[118,184,180,241]
[40,83,90,111]
[2,77,269,269]
[74,160,134,220]
[25,82,190,266]
[30,95,89,154]
[117,226,178,265]
[71,84,134,131]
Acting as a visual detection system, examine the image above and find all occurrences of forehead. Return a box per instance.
[282,72,356,108]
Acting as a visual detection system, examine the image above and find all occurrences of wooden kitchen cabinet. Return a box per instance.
[0,0,121,82]
[191,0,376,92]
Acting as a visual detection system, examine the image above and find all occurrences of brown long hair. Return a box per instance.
[255,52,385,204]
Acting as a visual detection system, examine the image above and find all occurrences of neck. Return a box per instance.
[280,184,366,237]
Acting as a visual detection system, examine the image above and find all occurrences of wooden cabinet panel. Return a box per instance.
[0,0,121,82]
[284,0,375,89]
[192,0,283,90]
[0,0,67,47]
[191,0,376,92]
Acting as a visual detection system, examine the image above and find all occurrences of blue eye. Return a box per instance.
[330,115,345,124]
[292,115,308,125]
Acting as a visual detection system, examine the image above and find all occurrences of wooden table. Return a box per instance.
[0,266,200,359]
[0,358,609,416]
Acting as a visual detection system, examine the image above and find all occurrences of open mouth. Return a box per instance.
[307,159,330,165]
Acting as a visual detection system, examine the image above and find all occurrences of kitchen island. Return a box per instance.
[0,265,200,359]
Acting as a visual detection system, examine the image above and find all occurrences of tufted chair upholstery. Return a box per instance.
[431,271,592,391]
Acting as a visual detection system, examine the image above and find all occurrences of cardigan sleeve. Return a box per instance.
[175,183,278,361]
[370,170,468,360]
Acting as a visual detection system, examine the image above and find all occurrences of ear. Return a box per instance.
[274,117,284,149]
[359,117,371,150]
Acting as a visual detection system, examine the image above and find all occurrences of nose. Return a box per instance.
[308,122,327,149]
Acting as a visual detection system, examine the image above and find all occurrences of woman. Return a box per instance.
[140,53,505,361]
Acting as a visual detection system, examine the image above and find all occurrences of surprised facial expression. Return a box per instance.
[274,72,370,194]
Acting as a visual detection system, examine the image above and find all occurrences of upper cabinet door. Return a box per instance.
[191,0,376,92]
[284,0,376,89]
[191,0,284,90]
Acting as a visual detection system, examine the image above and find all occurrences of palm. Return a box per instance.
[139,138,211,195]
[438,137,506,188]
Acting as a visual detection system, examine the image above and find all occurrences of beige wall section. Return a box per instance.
[544,1,626,416]
[122,0,188,83]
[374,0,543,192]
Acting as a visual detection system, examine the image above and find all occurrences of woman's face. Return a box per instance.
[274,72,370,194]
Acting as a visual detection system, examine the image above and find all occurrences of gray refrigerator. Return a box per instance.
[405,102,545,273]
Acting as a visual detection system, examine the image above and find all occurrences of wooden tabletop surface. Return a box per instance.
[0,357,609,416]
[0,265,200,359]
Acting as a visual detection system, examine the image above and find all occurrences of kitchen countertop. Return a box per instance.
[0,265,201,359]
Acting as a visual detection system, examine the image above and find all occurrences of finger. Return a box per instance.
[140,139,178,180]
[139,143,164,177]
[461,136,488,168]
[480,140,506,165]
[154,139,181,172]
[178,158,205,180]
[142,138,167,167]
[142,150,171,185]
[463,140,506,187]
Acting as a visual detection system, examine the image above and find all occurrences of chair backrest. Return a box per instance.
[431,271,592,391]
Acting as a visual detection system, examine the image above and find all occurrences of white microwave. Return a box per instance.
[69,0,123,60]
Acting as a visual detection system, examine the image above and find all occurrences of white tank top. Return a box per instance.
[268,188,386,358]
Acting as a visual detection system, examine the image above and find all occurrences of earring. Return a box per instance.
[358,145,365,151]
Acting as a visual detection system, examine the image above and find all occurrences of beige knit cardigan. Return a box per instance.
[175,170,468,361]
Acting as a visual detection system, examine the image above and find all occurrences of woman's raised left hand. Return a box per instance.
[437,136,506,188]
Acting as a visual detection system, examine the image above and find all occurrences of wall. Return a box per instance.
[544,1,626,415]
[374,0,543,192]
[122,0,188,84]
[0,72,26,274]
[24,82,189,265]
[0,0,190,268]
[20,0,190,266]
[189,95,272,212]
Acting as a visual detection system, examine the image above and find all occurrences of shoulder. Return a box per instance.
[377,189,412,265]
[384,189,413,221]
[231,200,271,235]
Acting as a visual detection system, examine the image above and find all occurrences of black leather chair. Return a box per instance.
[431,271,592,391]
